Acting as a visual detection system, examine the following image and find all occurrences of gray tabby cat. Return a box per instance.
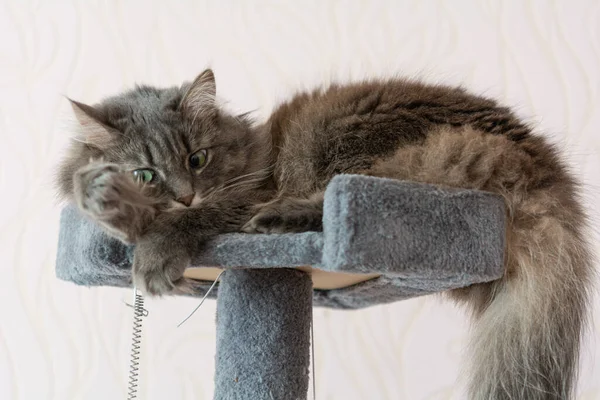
[58,69,594,399]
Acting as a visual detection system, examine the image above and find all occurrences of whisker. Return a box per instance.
[202,177,266,201]
[224,177,266,190]
[196,165,274,204]
[221,165,274,186]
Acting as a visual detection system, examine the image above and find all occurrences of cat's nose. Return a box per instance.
[176,194,195,207]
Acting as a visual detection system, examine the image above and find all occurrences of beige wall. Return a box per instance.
[0,1,598,399]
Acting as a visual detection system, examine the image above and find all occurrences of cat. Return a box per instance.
[57,69,594,399]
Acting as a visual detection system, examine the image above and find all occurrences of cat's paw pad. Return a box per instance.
[242,206,323,234]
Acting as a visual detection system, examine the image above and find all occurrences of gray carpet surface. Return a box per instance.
[214,269,312,400]
[56,174,506,309]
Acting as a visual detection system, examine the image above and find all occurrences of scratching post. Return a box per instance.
[215,269,312,400]
[55,174,507,399]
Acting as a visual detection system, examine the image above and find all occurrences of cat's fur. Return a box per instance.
[57,70,594,399]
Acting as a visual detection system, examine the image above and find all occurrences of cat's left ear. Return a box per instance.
[68,99,115,149]
[179,69,217,119]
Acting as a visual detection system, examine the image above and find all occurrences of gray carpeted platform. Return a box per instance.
[55,174,506,309]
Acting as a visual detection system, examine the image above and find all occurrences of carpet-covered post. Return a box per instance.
[214,268,313,400]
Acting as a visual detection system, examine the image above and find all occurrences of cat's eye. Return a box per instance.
[189,149,208,169]
[132,169,156,184]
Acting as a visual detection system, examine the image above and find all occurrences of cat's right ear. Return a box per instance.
[68,99,114,149]
[179,69,217,120]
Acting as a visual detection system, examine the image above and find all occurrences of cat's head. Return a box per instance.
[58,69,271,208]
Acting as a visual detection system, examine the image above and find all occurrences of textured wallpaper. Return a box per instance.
[1,1,599,399]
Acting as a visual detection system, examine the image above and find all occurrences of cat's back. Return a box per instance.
[267,78,531,193]
[269,78,528,142]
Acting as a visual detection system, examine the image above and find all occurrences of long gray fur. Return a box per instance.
[55,174,506,309]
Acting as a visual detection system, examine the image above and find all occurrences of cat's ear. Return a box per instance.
[68,99,114,149]
[179,69,217,119]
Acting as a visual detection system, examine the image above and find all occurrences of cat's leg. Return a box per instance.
[73,162,157,243]
[132,224,195,296]
[242,191,324,234]
[132,195,263,296]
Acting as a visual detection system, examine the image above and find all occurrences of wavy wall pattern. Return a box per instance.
[0,1,598,399]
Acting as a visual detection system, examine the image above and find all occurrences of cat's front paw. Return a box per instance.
[242,199,323,234]
[73,162,155,242]
[132,236,196,296]
[74,163,128,219]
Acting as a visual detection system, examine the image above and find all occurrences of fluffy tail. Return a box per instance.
[370,125,595,398]
[461,210,593,399]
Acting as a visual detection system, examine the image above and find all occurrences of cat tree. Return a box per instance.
[56,174,506,400]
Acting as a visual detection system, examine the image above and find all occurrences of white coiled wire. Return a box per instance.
[127,288,147,400]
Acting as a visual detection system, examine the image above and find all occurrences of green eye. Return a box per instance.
[133,169,156,183]
[189,149,208,169]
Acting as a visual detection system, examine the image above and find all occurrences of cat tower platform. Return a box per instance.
[55,175,506,400]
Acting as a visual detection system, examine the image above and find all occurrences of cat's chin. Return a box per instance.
[190,195,204,207]
[165,196,205,210]
[167,200,190,210]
